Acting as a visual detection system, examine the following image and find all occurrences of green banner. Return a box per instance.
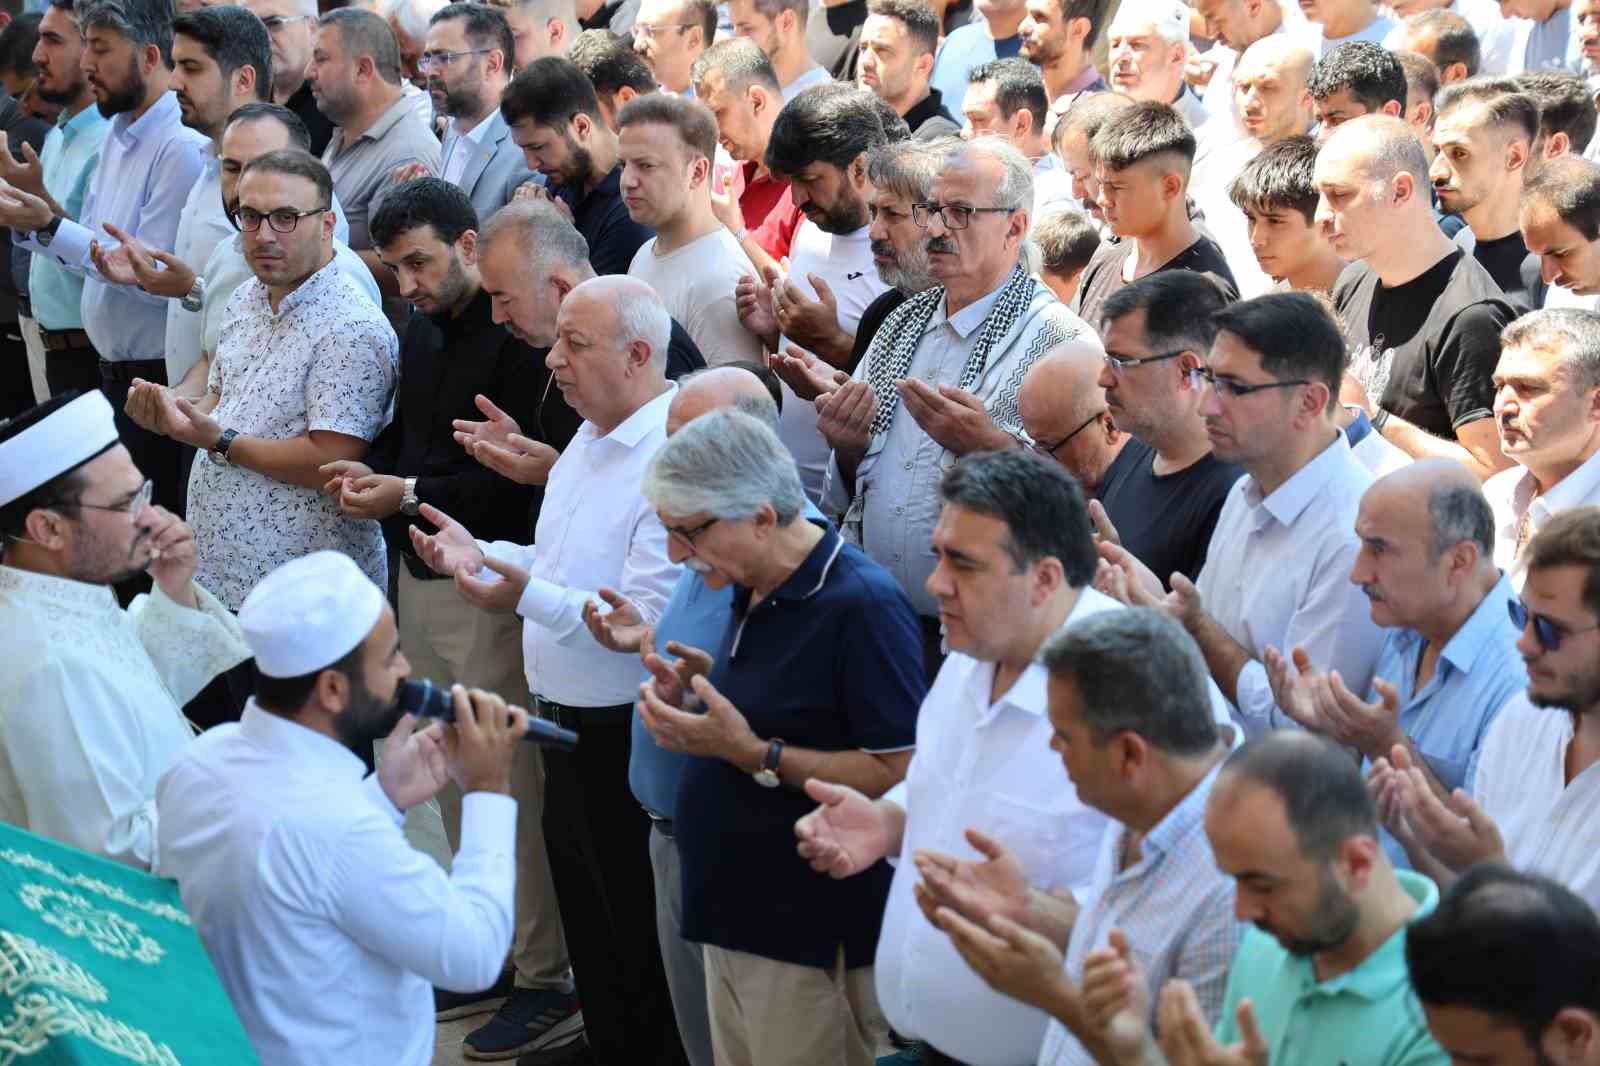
[0,821,259,1065]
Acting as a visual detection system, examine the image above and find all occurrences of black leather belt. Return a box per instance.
[39,328,92,352]
[401,551,449,581]
[534,696,632,730]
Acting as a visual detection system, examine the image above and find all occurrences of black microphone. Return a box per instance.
[397,679,578,751]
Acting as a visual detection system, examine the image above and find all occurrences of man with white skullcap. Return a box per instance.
[0,390,249,869]
[157,550,532,1066]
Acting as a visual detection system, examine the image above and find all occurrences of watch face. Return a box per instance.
[753,769,780,788]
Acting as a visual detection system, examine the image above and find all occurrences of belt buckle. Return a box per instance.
[537,698,570,730]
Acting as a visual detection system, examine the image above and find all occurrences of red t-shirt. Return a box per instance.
[741,162,804,262]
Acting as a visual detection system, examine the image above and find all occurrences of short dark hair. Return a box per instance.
[1088,100,1196,170]
[969,57,1047,136]
[1052,89,1135,155]
[1040,608,1219,756]
[0,11,41,78]
[1525,506,1600,622]
[866,0,939,57]
[618,92,720,162]
[320,8,402,85]
[254,643,365,716]
[744,0,809,26]
[0,392,109,547]
[1406,9,1478,78]
[1307,40,1406,113]
[691,36,780,95]
[865,90,912,142]
[1435,77,1540,143]
[77,0,177,67]
[1033,209,1101,277]
[937,448,1099,585]
[1524,156,1600,241]
[1393,49,1439,113]
[430,2,515,74]
[1212,291,1343,409]
[1515,70,1599,159]
[1219,731,1379,861]
[682,0,718,44]
[1062,0,1112,48]
[1229,134,1320,224]
[241,147,334,209]
[1103,271,1231,359]
[1427,480,1495,559]
[174,6,273,103]
[46,0,79,13]
[370,175,479,248]
[500,55,602,127]
[1407,865,1600,1049]
[224,101,312,152]
[566,28,658,97]
[765,81,886,177]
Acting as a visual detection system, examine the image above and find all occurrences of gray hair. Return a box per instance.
[1428,481,1495,559]
[613,282,671,372]
[866,136,952,202]
[1339,114,1431,189]
[642,409,806,524]
[382,0,445,42]
[77,0,176,64]
[730,393,779,430]
[480,200,595,280]
[1502,307,1600,393]
[948,136,1034,213]
[1040,608,1219,757]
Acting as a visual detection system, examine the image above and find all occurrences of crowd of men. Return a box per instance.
[1,0,1600,1062]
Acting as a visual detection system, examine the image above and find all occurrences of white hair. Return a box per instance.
[642,409,806,524]
[614,285,672,372]
[949,136,1035,215]
[1109,0,1191,44]
[383,0,448,43]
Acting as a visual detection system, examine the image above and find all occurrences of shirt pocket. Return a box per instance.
[979,791,1101,895]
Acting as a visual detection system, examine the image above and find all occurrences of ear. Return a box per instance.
[628,337,654,371]
[1335,833,1380,892]
[617,85,639,107]
[551,273,574,300]
[320,206,337,240]
[1161,168,1184,203]
[847,151,869,189]
[1030,555,1065,606]
[458,228,479,265]
[1012,106,1035,144]
[571,111,593,142]
[548,17,567,52]
[1380,99,1403,119]
[1066,15,1092,44]
[1543,1008,1600,1062]
[1443,61,1467,83]
[21,505,71,552]
[778,7,798,36]
[1507,136,1529,174]
[142,40,163,75]
[688,151,711,189]
[1295,379,1333,425]
[236,63,258,102]
[914,50,934,80]
[1548,131,1571,158]
[356,53,378,84]
[1006,204,1030,247]
[1391,168,1417,209]
[313,666,353,712]
[1114,729,1150,780]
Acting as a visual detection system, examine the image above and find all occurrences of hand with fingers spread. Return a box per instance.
[735,272,777,345]
[0,180,54,231]
[1366,756,1416,847]
[1389,744,1505,873]
[580,587,650,652]
[89,236,139,287]
[895,378,1013,455]
[1263,645,1324,732]
[139,506,200,607]
[794,779,898,878]
[1088,499,1123,545]
[0,139,46,197]
[470,434,560,486]
[816,380,877,458]
[1082,929,1154,1066]
[376,713,452,810]
[101,222,196,299]
[1158,982,1268,1066]
[771,344,849,402]
[1310,670,1405,761]
[445,684,532,794]
[639,629,715,707]
[391,161,432,186]
[636,673,763,765]
[407,502,486,577]
[934,905,1080,1017]
[452,393,522,451]
[774,274,850,362]
[455,552,529,614]
[912,828,1031,932]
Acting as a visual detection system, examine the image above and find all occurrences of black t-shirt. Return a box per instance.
[1333,250,1513,439]
[847,286,909,372]
[1071,236,1238,335]
[1472,231,1543,313]
[807,0,867,81]
[1095,438,1242,586]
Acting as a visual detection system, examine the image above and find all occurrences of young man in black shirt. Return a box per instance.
[1090,270,1242,585]
[1070,100,1237,332]
[1430,80,1544,311]
[1317,114,1516,480]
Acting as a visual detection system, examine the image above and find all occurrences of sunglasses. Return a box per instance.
[1508,597,1600,652]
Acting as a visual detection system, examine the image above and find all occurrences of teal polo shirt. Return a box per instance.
[1215,871,1448,1066]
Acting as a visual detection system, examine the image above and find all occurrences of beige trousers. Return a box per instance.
[20,316,47,404]
[396,565,571,989]
[704,944,883,1066]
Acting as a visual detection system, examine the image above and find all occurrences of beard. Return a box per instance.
[67,519,152,588]
[872,238,937,293]
[1258,867,1362,958]
[556,136,594,188]
[94,65,145,118]
[37,72,87,105]
[806,190,869,235]
[1530,663,1600,716]
[333,679,407,753]
[431,69,483,119]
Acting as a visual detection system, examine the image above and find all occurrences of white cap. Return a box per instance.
[0,391,120,508]
[239,551,386,678]
[1110,0,1192,43]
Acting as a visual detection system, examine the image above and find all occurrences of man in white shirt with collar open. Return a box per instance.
[158,550,529,1066]
[1103,291,1385,737]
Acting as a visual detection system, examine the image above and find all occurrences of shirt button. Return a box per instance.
[904,460,913,471]
[895,505,905,514]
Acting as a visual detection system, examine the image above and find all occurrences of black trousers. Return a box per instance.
[44,345,100,399]
[0,317,33,421]
[99,358,187,516]
[541,715,685,1066]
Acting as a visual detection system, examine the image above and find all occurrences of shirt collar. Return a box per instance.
[0,563,120,614]
[769,521,846,603]
[237,699,370,780]
[1537,445,1600,516]
[599,383,676,448]
[939,274,1012,338]
[1248,431,1355,527]
[1294,871,1438,1002]
[985,588,1121,721]
[264,255,340,317]
[1433,573,1518,675]
[358,93,417,144]
[452,110,496,145]
[568,164,623,209]
[1139,756,1224,861]
[114,89,178,146]
[60,103,108,138]
[1062,66,1103,93]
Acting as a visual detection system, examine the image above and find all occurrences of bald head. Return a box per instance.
[1237,36,1314,84]
[1233,37,1316,142]
[668,366,780,434]
[1017,344,1121,489]
[1321,113,1431,186]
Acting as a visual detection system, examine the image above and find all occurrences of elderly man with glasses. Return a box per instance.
[816,135,1101,680]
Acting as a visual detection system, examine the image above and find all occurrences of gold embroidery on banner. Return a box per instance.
[0,850,190,926]
[17,886,164,965]
[0,989,180,1066]
[0,933,108,1003]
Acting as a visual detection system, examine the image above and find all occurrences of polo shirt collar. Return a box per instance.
[600,383,676,448]
[238,698,369,780]
[768,521,846,603]
[359,93,416,144]
[1249,431,1352,527]
[1429,573,1517,676]
[1293,870,1438,1002]
[572,163,623,210]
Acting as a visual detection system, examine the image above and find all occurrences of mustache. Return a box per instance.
[870,239,898,260]
[926,236,958,255]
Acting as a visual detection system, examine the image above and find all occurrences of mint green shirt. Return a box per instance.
[1214,871,1448,1066]
[27,103,109,330]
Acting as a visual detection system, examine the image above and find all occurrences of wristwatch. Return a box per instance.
[180,276,205,313]
[211,428,239,464]
[753,738,784,788]
[35,215,62,247]
[399,476,420,515]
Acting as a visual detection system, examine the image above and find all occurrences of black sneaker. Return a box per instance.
[436,969,515,1021]
[464,986,585,1061]
[516,1035,595,1066]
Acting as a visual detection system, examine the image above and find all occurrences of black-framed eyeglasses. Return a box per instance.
[664,516,719,547]
[1103,348,1188,374]
[237,205,329,233]
[1508,597,1600,652]
[1187,366,1310,398]
[260,13,313,31]
[634,22,698,38]
[1031,409,1104,457]
[418,48,492,72]
[73,479,153,521]
[912,202,1016,230]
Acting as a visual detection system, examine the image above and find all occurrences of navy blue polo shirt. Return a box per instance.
[556,163,653,276]
[675,523,926,969]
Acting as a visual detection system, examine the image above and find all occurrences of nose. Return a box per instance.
[1516,619,1541,659]
[1540,255,1560,284]
[1199,382,1223,417]
[924,557,953,600]
[1097,360,1117,390]
[1313,195,1334,232]
[666,536,690,564]
[1234,892,1262,924]
[491,300,508,325]
[790,183,811,209]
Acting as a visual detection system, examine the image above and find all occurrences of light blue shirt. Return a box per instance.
[1367,574,1525,866]
[1520,5,1582,72]
[929,24,1022,117]
[19,91,208,361]
[26,103,109,331]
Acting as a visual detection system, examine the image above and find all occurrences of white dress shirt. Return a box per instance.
[164,151,233,383]
[1473,692,1600,909]
[157,701,517,1066]
[442,111,494,186]
[1195,431,1384,734]
[0,567,248,870]
[481,385,681,707]
[1483,447,1600,588]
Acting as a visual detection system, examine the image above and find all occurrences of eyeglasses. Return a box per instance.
[912,202,1016,230]
[74,479,153,521]
[1508,597,1600,652]
[1186,366,1310,398]
[418,48,492,72]
[634,22,697,38]
[260,13,313,31]
[664,516,719,547]
[1031,409,1104,457]
[237,205,329,233]
[1103,348,1188,374]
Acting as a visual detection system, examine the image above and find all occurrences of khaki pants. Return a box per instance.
[19,316,47,405]
[704,944,882,1066]
[396,565,571,990]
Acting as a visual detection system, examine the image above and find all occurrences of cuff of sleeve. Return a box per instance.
[1235,659,1271,724]
[363,773,406,825]
[460,790,518,850]
[516,575,566,627]
[45,217,92,267]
